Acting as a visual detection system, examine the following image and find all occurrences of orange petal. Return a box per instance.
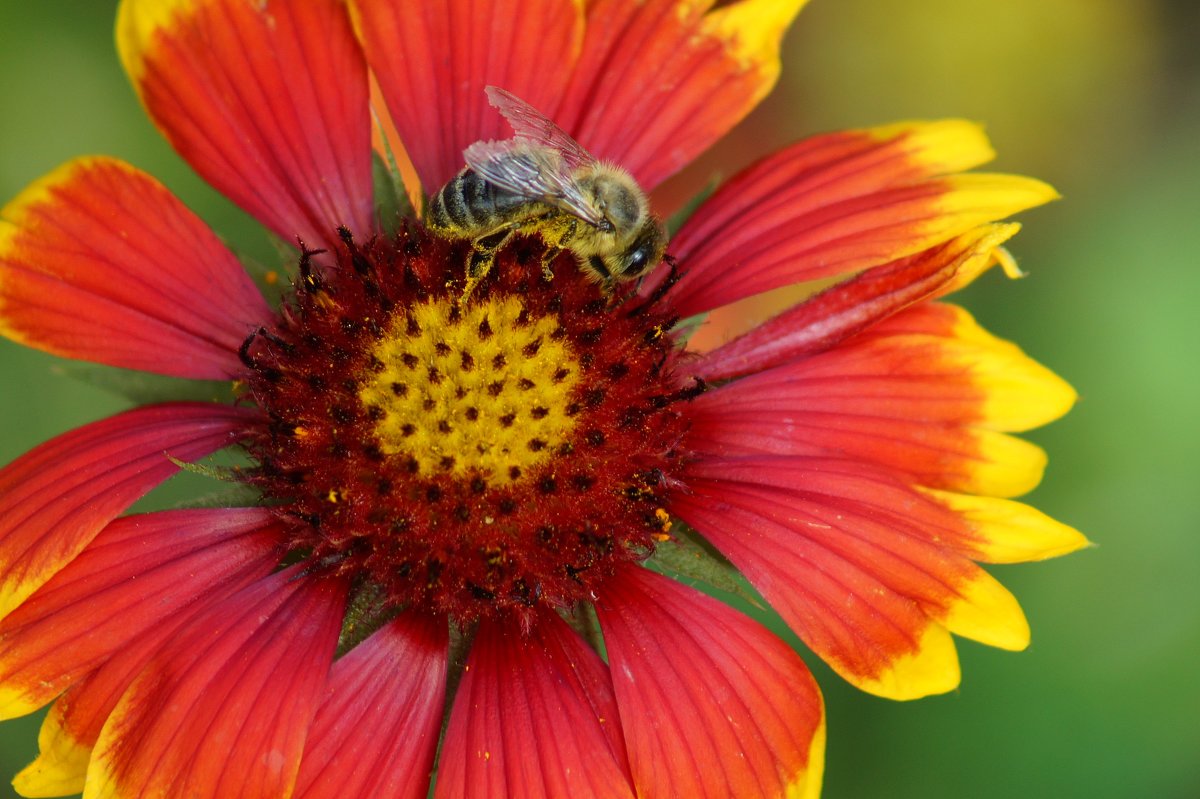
[294,614,448,799]
[117,0,374,249]
[595,565,825,799]
[0,404,254,625]
[922,490,1090,564]
[676,456,1038,699]
[670,121,1056,315]
[0,509,281,722]
[0,157,269,378]
[85,570,345,799]
[694,224,1018,382]
[689,301,1074,497]
[436,611,634,799]
[559,0,810,189]
[883,303,1078,432]
[351,0,585,192]
[10,511,283,799]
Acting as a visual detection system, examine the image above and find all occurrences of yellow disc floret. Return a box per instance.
[360,296,580,485]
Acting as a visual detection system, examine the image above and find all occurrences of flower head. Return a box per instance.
[0,1,1086,797]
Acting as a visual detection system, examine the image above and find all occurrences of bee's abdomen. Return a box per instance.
[427,169,517,232]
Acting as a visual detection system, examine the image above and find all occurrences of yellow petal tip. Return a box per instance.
[115,0,198,84]
[0,685,42,723]
[942,571,1030,651]
[966,430,1049,498]
[927,490,1090,564]
[992,246,1025,279]
[852,623,961,701]
[13,760,87,799]
[11,711,91,798]
[867,119,997,173]
[945,305,1079,431]
[701,0,812,70]
[941,173,1061,220]
[785,717,826,799]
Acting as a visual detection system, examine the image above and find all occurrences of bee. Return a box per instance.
[426,86,668,298]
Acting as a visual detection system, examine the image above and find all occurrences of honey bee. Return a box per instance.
[426,86,668,298]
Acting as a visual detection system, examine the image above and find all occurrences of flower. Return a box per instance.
[0,0,1087,797]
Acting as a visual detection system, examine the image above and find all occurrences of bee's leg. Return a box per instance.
[460,250,496,301]
[460,228,514,301]
[537,249,561,282]
[539,218,578,281]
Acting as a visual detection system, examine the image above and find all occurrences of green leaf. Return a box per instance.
[52,362,237,406]
[645,522,765,610]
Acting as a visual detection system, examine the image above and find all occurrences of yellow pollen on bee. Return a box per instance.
[359,296,581,485]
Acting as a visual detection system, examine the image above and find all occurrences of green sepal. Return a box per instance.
[335,582,400,658]
[170,481,263,510]
[562,603,607,659]
[441,619,476,730]
[666,174,721,237]
[644,522,765,611]
[372,146,413,236]
[233,233,295,306]
[51,362,237,406]
[670,311,707,348]
[166,455,243,484]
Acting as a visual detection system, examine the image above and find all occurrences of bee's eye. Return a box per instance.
[619,244,651,277]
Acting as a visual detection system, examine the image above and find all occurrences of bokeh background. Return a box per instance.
[0,1,1196,797]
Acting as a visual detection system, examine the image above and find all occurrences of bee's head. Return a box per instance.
[611,216,668,280]
[590,169,643,235]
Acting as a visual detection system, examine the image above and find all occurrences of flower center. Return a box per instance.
[360,296,580,486]
[239,229,696,625]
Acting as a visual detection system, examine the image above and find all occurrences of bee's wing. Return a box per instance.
[484,86,595,171]
[463,139,607,228]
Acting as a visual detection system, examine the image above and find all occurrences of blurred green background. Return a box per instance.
[0,1,1196,797]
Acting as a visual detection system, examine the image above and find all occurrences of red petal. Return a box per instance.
[669,122,1055,315]
[594,566,824,799]
[12,530,282,799]
[687,301,1069,496]
[0,508,282,721]
[693,224,1017,382]
[87,569,346,799]
[675,457,1032,699]
[436,612,634,799]
[0,403,254,623]
[558,0,809,189]
[293,613,449,799]
[9,510,284,799]
[352,0,584,192]
[0,157,270,378]
[117,0,374,248]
